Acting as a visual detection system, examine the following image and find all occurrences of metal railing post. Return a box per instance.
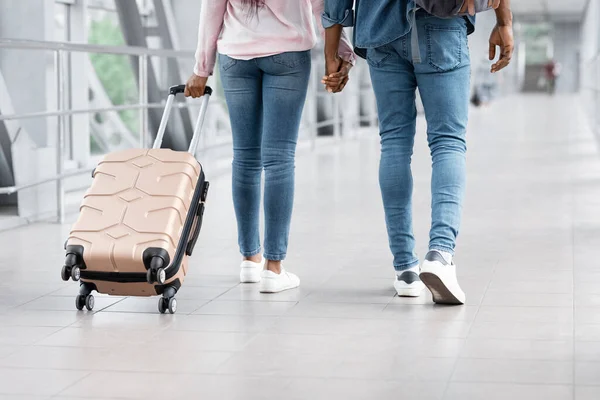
[139,54,149,148]
[309,64,319,150]
[333,94,341,141]
[56,50,67,224]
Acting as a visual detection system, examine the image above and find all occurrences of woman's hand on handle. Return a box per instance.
[185,74,208,98]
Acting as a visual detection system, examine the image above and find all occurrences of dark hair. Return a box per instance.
[241,0,264,17]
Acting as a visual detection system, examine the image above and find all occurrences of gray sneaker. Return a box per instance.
[394,268,425,297]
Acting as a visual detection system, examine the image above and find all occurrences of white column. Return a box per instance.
[0,0,58,220]
[68,0,91,167]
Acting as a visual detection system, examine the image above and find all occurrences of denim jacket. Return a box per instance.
[322,0,475,59]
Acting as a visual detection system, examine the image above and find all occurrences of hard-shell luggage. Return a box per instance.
[61,85,212,314]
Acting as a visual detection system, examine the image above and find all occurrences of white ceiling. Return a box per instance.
[511,0,588,16]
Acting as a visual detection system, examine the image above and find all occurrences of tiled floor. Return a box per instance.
[0,94,599,399]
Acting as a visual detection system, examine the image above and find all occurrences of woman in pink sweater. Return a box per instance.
[185,0,354,293]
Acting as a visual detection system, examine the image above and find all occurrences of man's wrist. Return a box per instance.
[496,14,513,27]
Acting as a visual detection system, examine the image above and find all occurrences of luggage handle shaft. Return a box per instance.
[152,85,213,155]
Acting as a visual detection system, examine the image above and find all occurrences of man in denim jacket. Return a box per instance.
[322,0,513,305]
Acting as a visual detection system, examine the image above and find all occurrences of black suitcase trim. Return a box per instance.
[79,168,208,285]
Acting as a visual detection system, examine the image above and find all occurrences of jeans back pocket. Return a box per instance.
[271,51,310,68]
[366,44,395,68]
[426,24,463,72]
[219,53,238,71]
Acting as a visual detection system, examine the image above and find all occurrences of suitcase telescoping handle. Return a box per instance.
[152,84,213,155]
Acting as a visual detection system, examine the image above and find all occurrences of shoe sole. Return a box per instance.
[240,269,261,284]
[259,279,299,294]
[419,272,464,305]
[394,281,425,297]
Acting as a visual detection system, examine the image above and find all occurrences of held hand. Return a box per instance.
[322,56,352,93]
[184,74,208,98]
[489,23,514,73]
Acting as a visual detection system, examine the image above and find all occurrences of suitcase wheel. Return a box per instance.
[158,297,177,314]
[146,267,166,285]
[60,265,69,281]
[75,294,94,311]
[61,265,81,282]
[71,266,81,281]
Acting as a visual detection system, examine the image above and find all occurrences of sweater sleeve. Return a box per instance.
[193,0,228,77]
[310,0,356,65]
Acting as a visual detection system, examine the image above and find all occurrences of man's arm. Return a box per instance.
[322,0,353,59]
[489,0,513,73]
[324,26,343,62]
[321,0,354,92]
[495,0,512,26]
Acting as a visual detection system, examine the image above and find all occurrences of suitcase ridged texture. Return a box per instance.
[67,148,201,296]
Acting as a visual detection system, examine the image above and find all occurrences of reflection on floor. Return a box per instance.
[0,95,598,399]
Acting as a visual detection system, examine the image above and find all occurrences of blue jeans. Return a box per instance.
[219,51,311,261]
[367,13,470,271]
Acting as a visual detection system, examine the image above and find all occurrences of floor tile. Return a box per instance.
[475,306,574,323]
[576,386,600,400]
[269,316,472,338]
[174,285,234,300]
[575,362,600,385]
[285,301,387,319]
[102,296,209,314]
[0,345,113,370]
[59,371,189,399]
[218,285,308,302]
[468,320,574,341]
[217,350,457,381]
[144,329,257,352]
[576,324,600,341]
[0,396,51,400]
[14,295,122,312]
[452,359,574,384]
[285,378,445,400]
[487,279,573,294]
[0,345,19,359]
[104,347,235,373]
[482,292,573,308]
[303,286,395,304]
[70,311,177,330]
[0,367,89,397]
[193,300,298,316]
[33,326,164,348]
[174,375,294,400]
[444,383,573,400]
[382,304,479,322]
[0,310,87,327]
[0,325,62,346]
[575,341,600,362]
[575,308,600,324]
[576,295,600,307]
[168,314,278,333]
[460,338,573,361]
[52,397,118,400]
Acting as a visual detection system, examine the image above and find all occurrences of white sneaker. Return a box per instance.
[419,250,466,305]
[394,267,425,297]
[259,267,300,293]
[239,258,264,283]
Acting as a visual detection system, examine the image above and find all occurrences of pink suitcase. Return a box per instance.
[61,85,212,314]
